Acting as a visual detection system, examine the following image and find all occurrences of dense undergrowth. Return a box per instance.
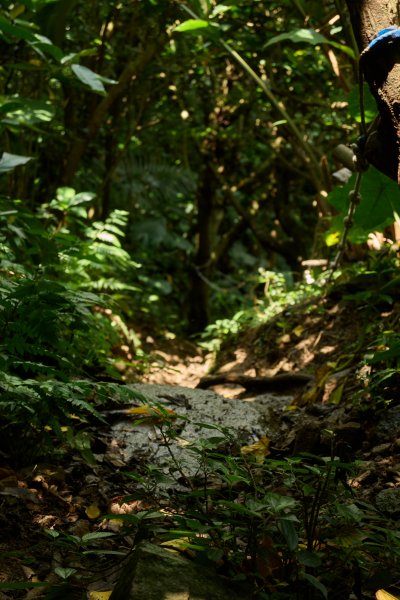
[0,188,146,464]
[1,188,400,599]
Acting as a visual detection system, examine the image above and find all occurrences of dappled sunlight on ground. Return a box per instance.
[140,338,213,388]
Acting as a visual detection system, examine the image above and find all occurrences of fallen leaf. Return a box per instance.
[160,537,191,551]
[88,591,112,600]
[240,437,270,463]
[295,364,333,406]
[376,591,400,600]
[85,504,101,519]
[124,405,177,423]
[125,405,177,418]
[292,325,304,337]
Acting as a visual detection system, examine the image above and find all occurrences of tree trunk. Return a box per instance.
[345,0,400,183]
[187,163,222,332]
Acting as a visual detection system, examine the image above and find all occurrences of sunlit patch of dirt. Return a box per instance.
[212,297,364,383]
[136,336,213,387]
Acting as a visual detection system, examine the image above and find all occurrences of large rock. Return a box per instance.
[110,541,251,600]
[108,383,287,476]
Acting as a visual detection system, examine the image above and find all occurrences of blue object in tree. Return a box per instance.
[361,25,400,56]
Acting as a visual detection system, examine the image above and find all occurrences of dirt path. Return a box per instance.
[139,337,213,387]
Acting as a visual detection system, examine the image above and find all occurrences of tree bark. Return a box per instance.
[345,0,400,183]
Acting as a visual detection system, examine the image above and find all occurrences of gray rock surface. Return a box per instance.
[109,541,251,600]
[108,383,290,476]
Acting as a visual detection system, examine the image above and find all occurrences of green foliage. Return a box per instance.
[326,168,400,246]
[360,329,400,409]
[0,188,144,461]
[0,152,33,173]
[1,0,362,331]
[113,416,400,599]
[200,270,324,352]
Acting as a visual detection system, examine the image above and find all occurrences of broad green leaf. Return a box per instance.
[175,19,210,33]
[70,64,106,95]
[265,491,297,513]
[0,15,37,42]
[69,191,95,207]
[0,101,23,115]
[297,549,322,567]
[29,37,63,61]
[53,186,76,209]
[279,518,298,552]
[335,502,364,522]
[212,5,232,17]
[326,168,400,243]
[0,152,33,174]
[61,48,98,65]
[0,16,63,60]
[265,28,328,47]
[264,28,355,58]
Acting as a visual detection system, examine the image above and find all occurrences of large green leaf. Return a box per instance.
[0,16,63,60]
[174,19,210,33]
[0,15,37,42]
[265,28,328,47]
[279,518,298,552]
[264,28,355,58]
[0,152,33,174]
[70,64,106,95]
[326,168,400,244]
[301,573,328,599]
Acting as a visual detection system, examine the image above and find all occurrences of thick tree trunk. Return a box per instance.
[345,0,400,183]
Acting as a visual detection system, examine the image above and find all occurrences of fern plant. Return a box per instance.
[0,188,143,463]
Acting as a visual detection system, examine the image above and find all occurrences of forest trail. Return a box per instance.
[139,337,212,388]
[138,290,364,400]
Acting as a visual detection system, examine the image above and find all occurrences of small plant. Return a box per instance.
[200,269,324,354]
